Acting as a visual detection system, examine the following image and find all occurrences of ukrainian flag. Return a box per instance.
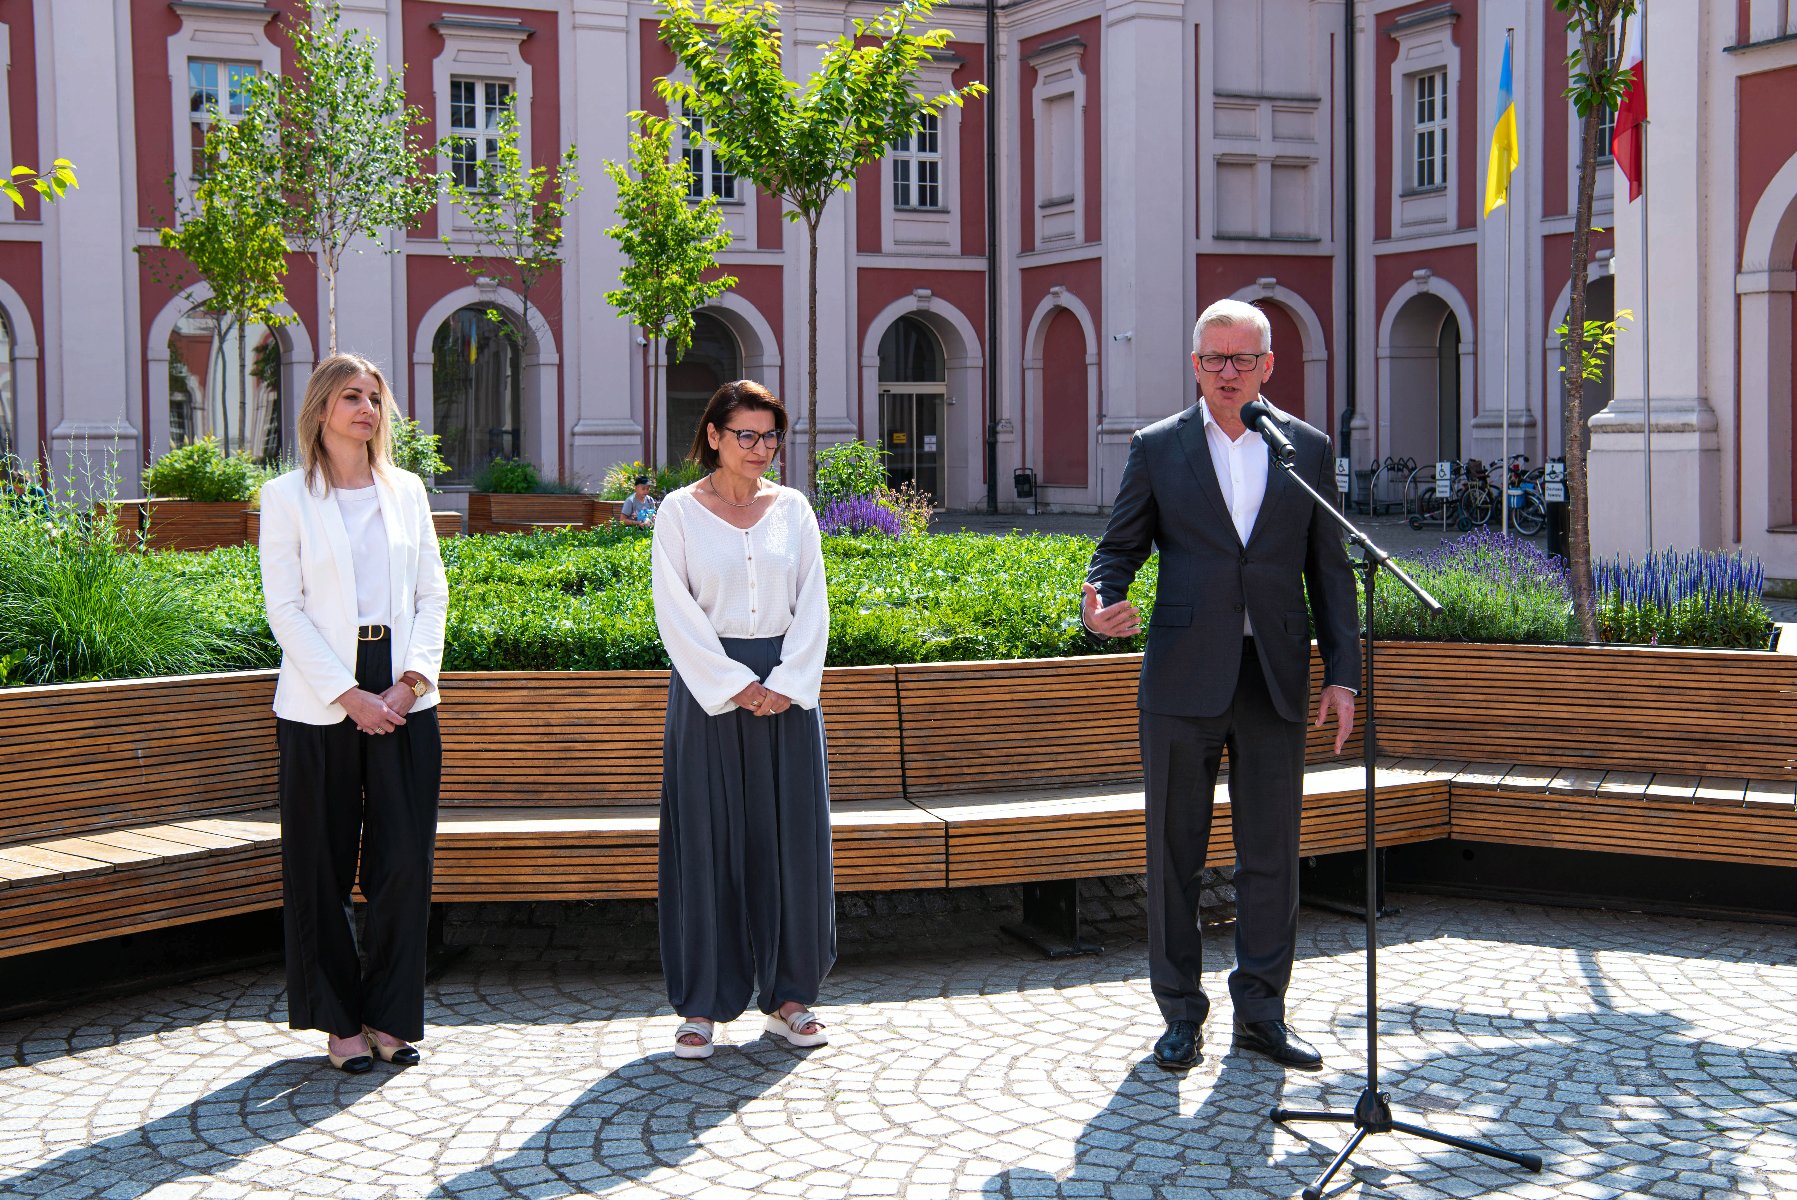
[1484,34,1520,218]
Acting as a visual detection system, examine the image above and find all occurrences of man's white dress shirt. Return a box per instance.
[1199,398,1268,636]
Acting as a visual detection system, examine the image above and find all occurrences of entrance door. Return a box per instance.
[879,390,944,500]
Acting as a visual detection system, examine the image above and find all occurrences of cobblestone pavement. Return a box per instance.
[3,895,1794,1200]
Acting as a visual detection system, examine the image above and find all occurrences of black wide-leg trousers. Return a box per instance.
[1142,637,1307,1026]
[277,636,441,1041]
[659,636,837,1023]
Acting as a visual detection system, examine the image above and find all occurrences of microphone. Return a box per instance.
[1239,399,1297,463]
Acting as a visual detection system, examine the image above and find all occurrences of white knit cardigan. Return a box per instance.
[650,483,830,716]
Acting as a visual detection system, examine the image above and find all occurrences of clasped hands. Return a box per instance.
[1079,582,1356,753]
[730,681,792,716]
[337,684,416,735]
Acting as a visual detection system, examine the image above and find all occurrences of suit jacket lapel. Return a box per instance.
[308,474,358,619]
[373,472,408,636]
[1174,407,1242,547]
[1245,397,1297,550]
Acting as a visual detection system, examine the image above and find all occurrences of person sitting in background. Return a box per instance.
[620,475,657,526]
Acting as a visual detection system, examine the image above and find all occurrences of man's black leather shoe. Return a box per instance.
[1233,1020,1323,1070]
[1153,1019,1201,1070]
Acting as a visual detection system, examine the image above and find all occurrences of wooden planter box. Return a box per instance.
[242,509,462,541]
[467,492,595,535]
[592,498,625,525]
[107,498,253,551]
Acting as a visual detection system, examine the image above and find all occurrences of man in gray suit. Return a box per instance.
[1082,298,1360,1071]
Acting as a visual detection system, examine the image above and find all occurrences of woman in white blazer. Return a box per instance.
[259,353,448,1073]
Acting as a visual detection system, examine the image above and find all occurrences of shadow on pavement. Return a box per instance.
[429,1039,801,1199]
[0,1057,389,1198]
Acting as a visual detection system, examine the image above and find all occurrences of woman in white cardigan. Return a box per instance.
[651,380,833,1060]
[260,353,448,1073]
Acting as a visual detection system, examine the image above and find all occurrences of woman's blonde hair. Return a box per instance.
[296,353,399,492]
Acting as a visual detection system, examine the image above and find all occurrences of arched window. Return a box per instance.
[876,315,946,500]
[666,312,741,462]
[166,307,284,459]
[0,311,14,464]
[432,306,522,484]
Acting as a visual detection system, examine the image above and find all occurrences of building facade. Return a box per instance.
[0,1,1792,576]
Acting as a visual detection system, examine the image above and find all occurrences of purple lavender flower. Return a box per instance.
[818,496,902,537]
[1417,528,1571,596]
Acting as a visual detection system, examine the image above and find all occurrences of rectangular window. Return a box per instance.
[680,108,737,202]
[188,60,257,177]
[449,78,513,190]
[1595,103,1616,162]
[1411,70,1448,191]
[891,113,942,210]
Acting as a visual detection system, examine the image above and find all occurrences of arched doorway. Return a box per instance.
[1040,308,1088,486]
[1563,275,1614,462]
[431,306,523,485]
[876,315,946,499]
[0,309,14,464]
[1383,292,1458,468]
[666,312,740,463]
[166,307,286,460]
[1255,301,1306,420]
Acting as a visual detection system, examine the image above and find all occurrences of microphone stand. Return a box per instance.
[1262,447,1543,1199]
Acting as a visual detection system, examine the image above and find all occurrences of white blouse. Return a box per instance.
[333,484,391,626]
[651,483,829,716]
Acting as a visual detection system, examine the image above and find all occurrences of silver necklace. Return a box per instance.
[708,477,761,509]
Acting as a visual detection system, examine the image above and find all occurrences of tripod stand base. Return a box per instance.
[1272,1089,1542,1199]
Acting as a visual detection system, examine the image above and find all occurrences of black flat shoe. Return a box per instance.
[1233,1019,1323,1070]
[1153,1019,1201,1070]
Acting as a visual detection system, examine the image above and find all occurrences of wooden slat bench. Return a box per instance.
[0,675,284,957]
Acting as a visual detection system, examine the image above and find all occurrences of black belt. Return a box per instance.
[357,624,390,642]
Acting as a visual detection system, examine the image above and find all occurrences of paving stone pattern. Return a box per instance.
[1,893,1793,1200]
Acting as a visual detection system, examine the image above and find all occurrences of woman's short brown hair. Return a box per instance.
[688,379,788,471]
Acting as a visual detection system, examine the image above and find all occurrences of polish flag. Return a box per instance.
[1612,17,1646,201]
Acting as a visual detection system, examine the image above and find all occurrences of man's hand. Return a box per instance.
[1081,582,1141,639]
[1316,684,1356,755]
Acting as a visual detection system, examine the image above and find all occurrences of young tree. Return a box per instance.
[151,122,292,458]
[2,159,77,208]
[1555,0,1638,641]
[602,120,736,465]
[234,0,438,354]
[442,100,582,359]
[653,0,985,493]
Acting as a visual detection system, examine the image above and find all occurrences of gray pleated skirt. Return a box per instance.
[659,635,837,1022]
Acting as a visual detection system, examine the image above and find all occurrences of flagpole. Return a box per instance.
[1501,27,1514,537]
[1637,14,1653,551]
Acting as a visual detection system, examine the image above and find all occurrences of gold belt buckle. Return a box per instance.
[358,625,384,642]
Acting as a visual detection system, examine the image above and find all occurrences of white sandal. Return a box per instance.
[673,1020,716,1060]
[765,1009,828,1048]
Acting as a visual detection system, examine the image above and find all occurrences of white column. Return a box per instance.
[43,0,138,489]
[1588,1,1721,556]
[1099,0,1187,490]
[566,0,640,481]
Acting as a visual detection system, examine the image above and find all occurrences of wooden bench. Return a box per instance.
[3,642,1791,961]
[0,674,283,957]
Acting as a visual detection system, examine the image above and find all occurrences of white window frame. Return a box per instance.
[166,2,281,206]
[891,112,942,210]
[447,77,514,192]
[0,23,12,225]
[880,53,961,254]
[187,59,259,178]
[1563,25,1615,218]
[679,105,738,203]
[431,16,533,240]
[1410,69,1449,191]
[1384,5,1460,236]
[1029,37,1087,249]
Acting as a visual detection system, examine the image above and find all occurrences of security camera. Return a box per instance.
[1111,331,1134,342]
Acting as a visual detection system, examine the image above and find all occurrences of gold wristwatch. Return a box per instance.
[403,673,430,699]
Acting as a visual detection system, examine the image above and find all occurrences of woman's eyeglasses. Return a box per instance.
[723,427,786,449]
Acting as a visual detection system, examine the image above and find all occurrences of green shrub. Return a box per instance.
[1365,529,1574,643]
[600,459,705,500]
[389,416,450,486]
[141,437,271,502]
[472,457,540,494]
[0,476,273,684]
[1594,548,1772,649]
[815,440,888,504]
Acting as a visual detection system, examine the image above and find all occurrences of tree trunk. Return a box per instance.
[325,256,339,357]
[215,317,232,456]
[1564,21,1609,643]
[806,213,820,496]
[237,320,250,462]
[651,334,662,470]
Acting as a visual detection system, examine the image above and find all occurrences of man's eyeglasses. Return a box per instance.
[723,427,785,449]
[1195,352,1269,373]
